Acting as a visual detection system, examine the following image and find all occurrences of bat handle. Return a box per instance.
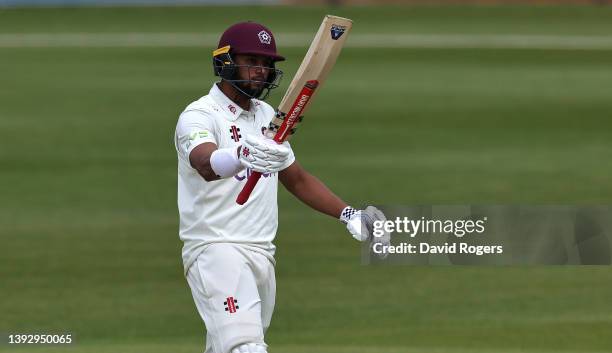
[236,171,263,205]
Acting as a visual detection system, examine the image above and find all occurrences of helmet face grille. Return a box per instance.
[212,53,283,100]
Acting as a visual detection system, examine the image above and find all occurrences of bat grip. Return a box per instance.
[236,171,263,205]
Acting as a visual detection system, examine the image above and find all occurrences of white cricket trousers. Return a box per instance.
[186,243,276,353]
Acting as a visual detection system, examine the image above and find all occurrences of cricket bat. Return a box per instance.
[236,15,353,205]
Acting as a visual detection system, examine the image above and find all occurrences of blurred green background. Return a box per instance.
[1,5,612,353]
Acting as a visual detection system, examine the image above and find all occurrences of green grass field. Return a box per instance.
[1,5,612,353]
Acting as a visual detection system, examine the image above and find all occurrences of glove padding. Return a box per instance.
[238,134,291,174]
[340,205,391,258]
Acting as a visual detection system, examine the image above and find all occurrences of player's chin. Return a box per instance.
[248,83,267,96]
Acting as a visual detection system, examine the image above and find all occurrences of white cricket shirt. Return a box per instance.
[175,83,295,273]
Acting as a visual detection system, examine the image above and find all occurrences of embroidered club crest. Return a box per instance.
[258,30,272,45]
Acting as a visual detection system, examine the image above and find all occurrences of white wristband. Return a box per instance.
[210,147,244,178]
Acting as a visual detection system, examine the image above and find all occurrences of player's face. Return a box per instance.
[234,54,273,93]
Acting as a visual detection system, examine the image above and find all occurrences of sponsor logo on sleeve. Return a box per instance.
[185,130,210,149]
[189,131,209,141]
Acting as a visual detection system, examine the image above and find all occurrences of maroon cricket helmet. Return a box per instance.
[217,21,285,62]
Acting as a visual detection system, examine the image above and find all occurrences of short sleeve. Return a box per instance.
[175,110,217,163]
[280,141,296,170]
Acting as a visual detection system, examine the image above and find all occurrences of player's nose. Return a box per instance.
[252,65,269,79]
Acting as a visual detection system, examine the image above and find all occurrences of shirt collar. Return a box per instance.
[209,82,252,121]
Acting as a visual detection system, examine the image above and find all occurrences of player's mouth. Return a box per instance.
[250,80,266,88]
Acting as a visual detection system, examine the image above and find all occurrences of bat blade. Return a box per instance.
[266,15,353,141]
[236,15,352,205]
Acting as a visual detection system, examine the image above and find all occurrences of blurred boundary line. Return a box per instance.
[0,0,609,6]
[3,33,612,50]
[0,0,279,7]
[287,0,611,4]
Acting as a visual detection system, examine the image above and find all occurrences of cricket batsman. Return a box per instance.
[174,22,388,353]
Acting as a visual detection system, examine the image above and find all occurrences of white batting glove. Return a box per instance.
[340,206,391,256]
[231,343,268,353]
[238,134,291,174]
